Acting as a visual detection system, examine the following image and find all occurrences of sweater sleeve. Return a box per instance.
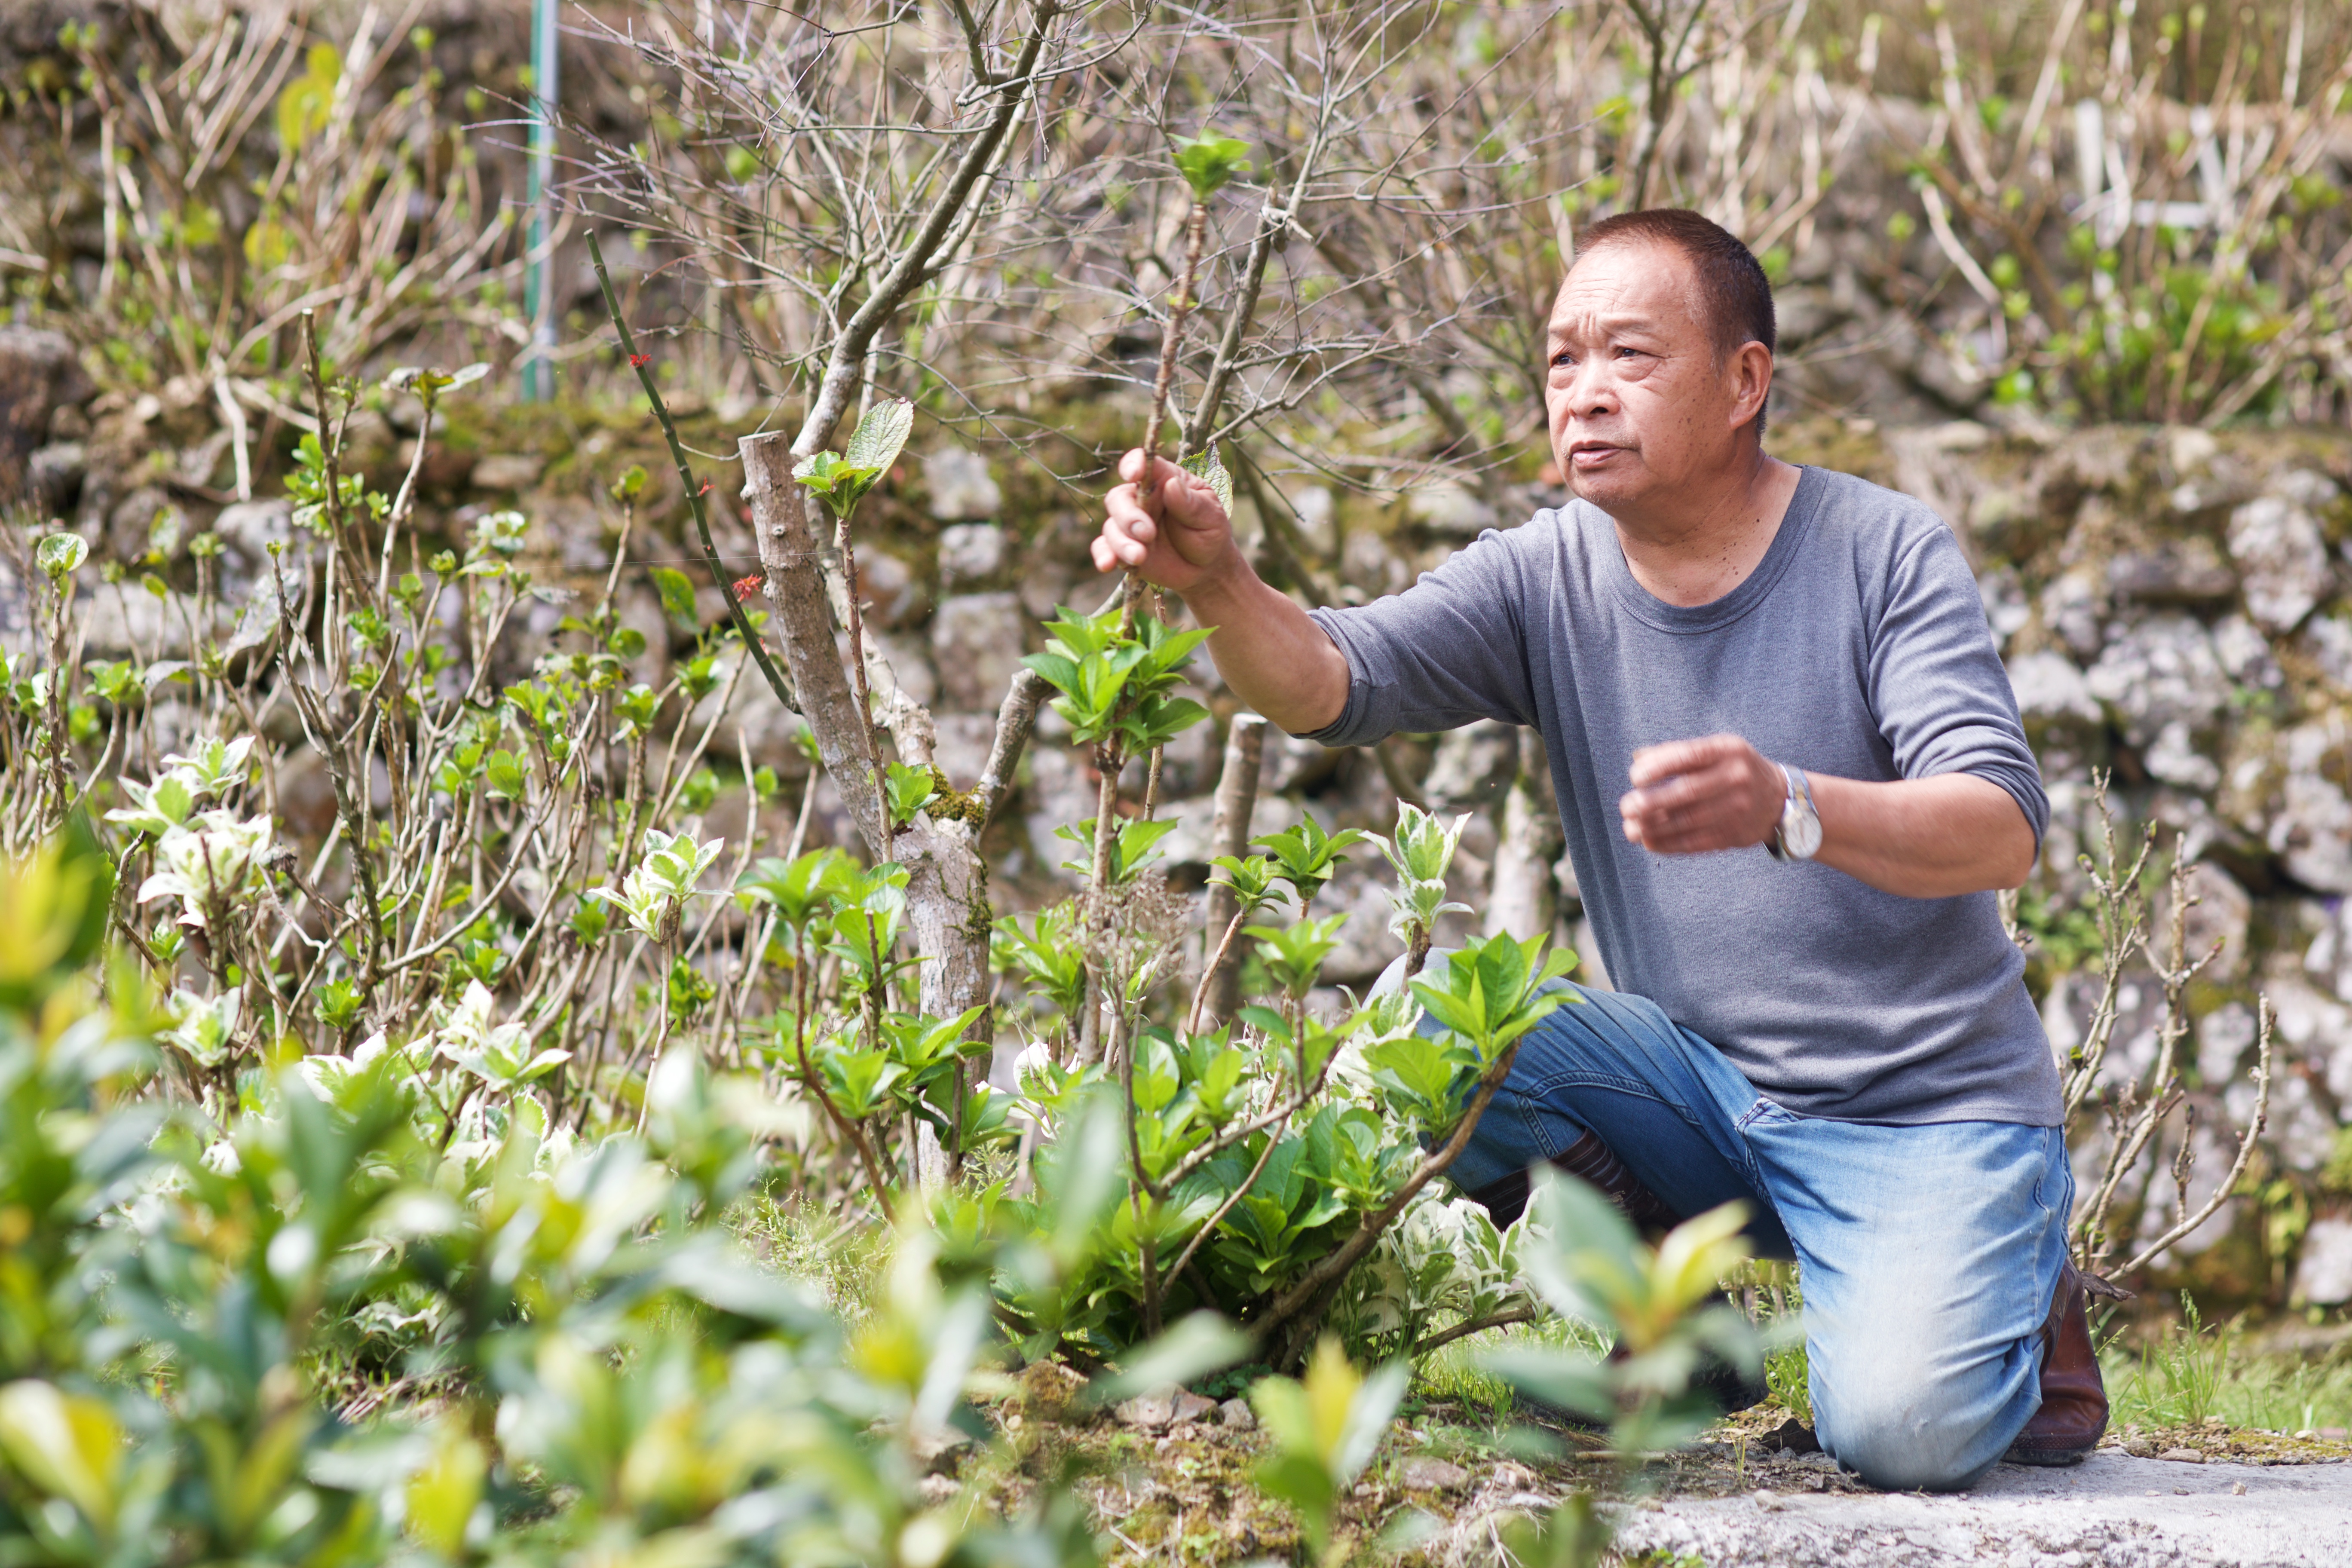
[1867,521,2049,847]
[1294,525,1540,746]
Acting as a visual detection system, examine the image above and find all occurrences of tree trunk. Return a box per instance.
[900,815,993,1192]
[1486,729,1561,942]
[743,432,1009,1196]
[739,432,886,857]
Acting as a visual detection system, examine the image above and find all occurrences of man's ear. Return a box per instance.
[1727,340,1773,432]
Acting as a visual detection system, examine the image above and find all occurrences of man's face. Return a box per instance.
[1543,242,1761,515]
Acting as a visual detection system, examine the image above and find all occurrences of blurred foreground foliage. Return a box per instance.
[0,828,1103,1568]
[0,825,1761,1567]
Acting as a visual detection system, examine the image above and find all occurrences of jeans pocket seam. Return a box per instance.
[1522,1069,1674,1104]
[2028,1127,2069,1224]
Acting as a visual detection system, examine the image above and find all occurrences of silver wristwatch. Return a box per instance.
[1764,763,1822,861]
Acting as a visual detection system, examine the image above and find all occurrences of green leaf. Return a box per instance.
[1358,1033,1472,1127]
[1180,445,1234,518]
[650,567,698,629]
[736,847,860,930]
[1237,1004,1292,1041]
[844,397,916,476]
[1173,130,1253,200]
[991,905,1089,1020]
[484,749,526,801]
[1056,816,1181,884]
[1408,930,1583,1062]
[37,533,88,579]
[884,760,941,827]
[1019,649,1084,701]
[1252,815,1370,905]
[275,43,338,153]
[1125,693,1210,753]
[792,450,849,491]
[881,1006,990,1079]
[819,1038,909,1120]
[0,1381,126,1531]
[1038,603,1124,660]
[1132,1033,1182,1116]
[1246,913,1351,1002]
[1208,852,1287,914]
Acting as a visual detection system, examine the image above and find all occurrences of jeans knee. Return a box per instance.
[1820,1382,2012,1493]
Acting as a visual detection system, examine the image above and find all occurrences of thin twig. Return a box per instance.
[585,230,800,721]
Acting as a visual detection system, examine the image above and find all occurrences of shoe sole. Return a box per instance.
[2003,1444,2094,1467]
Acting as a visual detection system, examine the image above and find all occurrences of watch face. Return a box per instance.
[1782,801,1824,860]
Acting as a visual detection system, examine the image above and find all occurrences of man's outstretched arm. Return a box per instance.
[1093,449,1349,735]
[1617,734,2038,898]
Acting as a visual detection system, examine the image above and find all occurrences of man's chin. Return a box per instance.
[1566,462,1651,514]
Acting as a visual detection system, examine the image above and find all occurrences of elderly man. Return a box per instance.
[1089,208,2100,1491]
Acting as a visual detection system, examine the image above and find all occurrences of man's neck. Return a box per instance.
[1607,449,1803,609]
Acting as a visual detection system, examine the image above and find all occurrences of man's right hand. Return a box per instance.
[1086,447,1352,736]
[1091,449,1242,595]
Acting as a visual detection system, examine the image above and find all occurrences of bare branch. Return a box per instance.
[2116,998,2274,1277]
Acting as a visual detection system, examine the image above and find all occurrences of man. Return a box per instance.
[1089,208,2101,1492]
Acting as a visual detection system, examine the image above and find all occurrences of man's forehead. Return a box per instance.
[1548,242,1702,335]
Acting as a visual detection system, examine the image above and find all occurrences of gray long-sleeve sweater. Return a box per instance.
[1300,465,2061,1127]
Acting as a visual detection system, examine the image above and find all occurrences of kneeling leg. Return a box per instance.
[1747,1112,2070,1492]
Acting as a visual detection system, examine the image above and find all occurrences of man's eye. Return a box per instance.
[1615,346,1642,359]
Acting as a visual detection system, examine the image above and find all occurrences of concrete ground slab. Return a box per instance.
[1611,1451,2352,1567]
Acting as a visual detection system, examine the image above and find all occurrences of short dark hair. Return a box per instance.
[1574,208,1776,437]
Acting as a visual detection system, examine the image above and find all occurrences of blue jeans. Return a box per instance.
[1448,981,2073,1493]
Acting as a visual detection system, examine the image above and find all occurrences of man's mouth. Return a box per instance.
[1567,441,1623,469]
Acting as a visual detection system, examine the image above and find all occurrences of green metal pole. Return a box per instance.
[522,0,559,401]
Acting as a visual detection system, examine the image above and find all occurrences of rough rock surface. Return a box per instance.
[2297,1218,2352,1306]
[1611,1453,2352,1568]
[930,591,1027,713]
[0,325,92,501]
[924,447,1001,521]
[938,522,1007,587]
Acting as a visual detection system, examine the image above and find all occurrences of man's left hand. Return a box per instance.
[1620,733,1782,855]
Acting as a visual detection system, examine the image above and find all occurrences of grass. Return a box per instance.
[2105,1292,2352,1435]
[731,1190,896,1321]
[1764,1339,1812,1424]
[1409,1314,1608,1426]
[2108,1338,2352,1435]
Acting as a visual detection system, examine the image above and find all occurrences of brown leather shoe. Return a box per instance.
[2004,1257,2113,1466]
[1466,1129,1681,1235]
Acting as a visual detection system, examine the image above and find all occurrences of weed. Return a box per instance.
[2107,1309,2352,1435]
[1766,1340,1814,1427]
[2111,1292,2233,1430]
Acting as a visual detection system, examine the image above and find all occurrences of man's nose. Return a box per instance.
[1553,363,1616,421]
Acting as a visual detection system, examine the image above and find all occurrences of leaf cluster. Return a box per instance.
[792,400,916,524]
[1022,607,1210,758]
